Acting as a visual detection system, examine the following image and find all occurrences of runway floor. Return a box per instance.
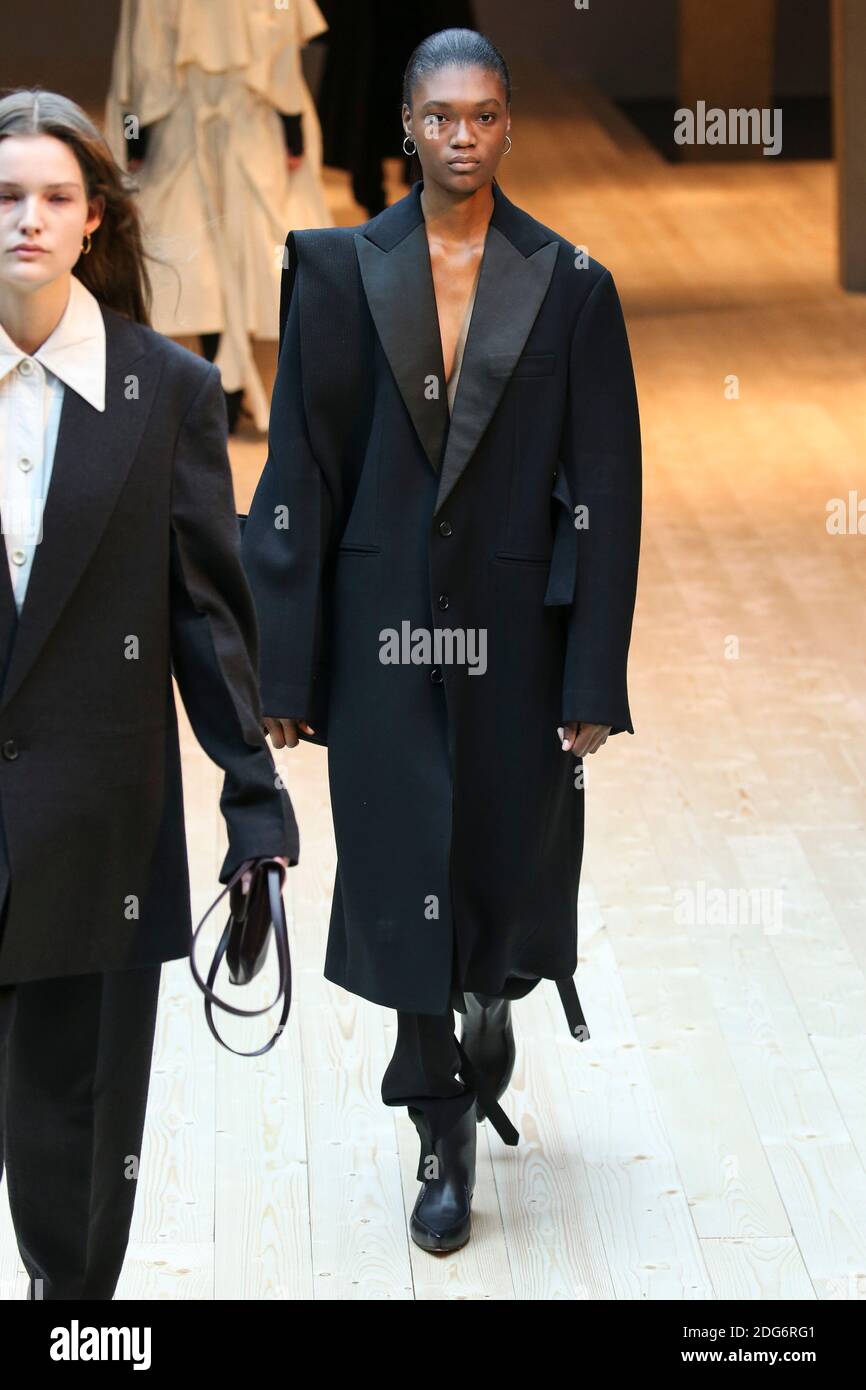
[2,76,865,1300]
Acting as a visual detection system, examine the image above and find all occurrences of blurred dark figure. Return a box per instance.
[314,0,476,214]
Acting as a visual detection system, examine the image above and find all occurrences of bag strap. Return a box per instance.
[189,860,292,1057]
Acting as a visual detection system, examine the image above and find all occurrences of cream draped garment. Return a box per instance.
[105,0,331,428]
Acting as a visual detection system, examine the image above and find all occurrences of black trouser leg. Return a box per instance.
[0,964,162,1300]
[351,156,386,218]
[381,1009,477,1182]
[200,333,243,433]
[199,332,220,364]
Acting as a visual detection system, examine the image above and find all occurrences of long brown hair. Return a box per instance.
[0,87,152,324]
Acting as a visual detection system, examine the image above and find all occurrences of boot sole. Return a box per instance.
[410,1187,475,1253]
[410,1223,472,1254]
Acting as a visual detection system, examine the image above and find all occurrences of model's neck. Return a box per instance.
[419,181,495,248]
[0,274,72,357]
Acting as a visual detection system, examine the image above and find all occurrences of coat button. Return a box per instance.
[438,593,449,610]
[438,521,452,537]
[430,667,443,683]
[2,739,19,760]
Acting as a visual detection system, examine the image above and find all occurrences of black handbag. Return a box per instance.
[189,857,291,1056]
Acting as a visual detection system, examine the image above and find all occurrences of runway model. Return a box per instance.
[0,89,297,1298]
[104,0,332,433]
[242,28,642,1252]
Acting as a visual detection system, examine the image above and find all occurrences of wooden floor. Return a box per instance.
[3,76,866,1300]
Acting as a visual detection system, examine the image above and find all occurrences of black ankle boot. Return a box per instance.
[409,1105,477,1253]
[459,992,516,1123]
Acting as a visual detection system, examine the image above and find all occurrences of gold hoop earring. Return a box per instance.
[402,134,417,156]
[503,135,512,154]
[81,231,93,255]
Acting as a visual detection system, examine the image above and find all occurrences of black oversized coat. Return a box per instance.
[242,179,641,1025]
[0,303,298,985]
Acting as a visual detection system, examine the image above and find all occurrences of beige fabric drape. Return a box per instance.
[105,0,331,426]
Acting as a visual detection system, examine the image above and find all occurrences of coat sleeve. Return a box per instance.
[240,235,332,722]
[169,362,300,883]
[558,267,642,736]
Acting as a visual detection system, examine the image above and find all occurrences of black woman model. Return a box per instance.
[242,28,642,1253]
[0,90,297,1299]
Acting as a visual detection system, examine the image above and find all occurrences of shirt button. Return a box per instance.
[11,550,27,566]
[438,521,452,537]
[430,667,443,684]
[17,359,35,376]
[438,593,450,610]
[2,740,19,761]
[18,456,33,472]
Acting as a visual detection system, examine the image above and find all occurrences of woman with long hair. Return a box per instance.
[0,88,296,1299]
[242,28,642,1253]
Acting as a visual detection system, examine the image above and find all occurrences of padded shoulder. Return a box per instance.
[278,227,361,354]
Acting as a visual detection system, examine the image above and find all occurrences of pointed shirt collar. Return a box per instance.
[0,274,106,412]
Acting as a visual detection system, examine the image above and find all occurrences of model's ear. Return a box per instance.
[277,231,298,360]
[86,192,107,235]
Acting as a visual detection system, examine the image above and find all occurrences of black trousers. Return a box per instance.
[381,973,543,1179]
[0,963,162,1300]
[381,1006,477,1179]
[200,333,243,432]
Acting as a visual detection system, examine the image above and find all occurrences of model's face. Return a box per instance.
[403,64,510,195]
[0,133,103,294]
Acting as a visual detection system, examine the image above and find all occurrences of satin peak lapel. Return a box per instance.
[354,222,450,475]
[354,181,560,510]
[434,228,559,515]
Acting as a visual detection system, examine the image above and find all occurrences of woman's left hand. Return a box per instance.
[238,855,291,896]
[558,722,610,756]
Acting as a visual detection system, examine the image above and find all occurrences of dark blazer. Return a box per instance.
[242,179,641,1019]
[0,302,298,985]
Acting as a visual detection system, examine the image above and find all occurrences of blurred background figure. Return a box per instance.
[104,0,331,434]
[314,0,476,216]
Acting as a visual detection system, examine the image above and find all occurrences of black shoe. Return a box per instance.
[409,1105,476,1253]
[460,992,516,1123]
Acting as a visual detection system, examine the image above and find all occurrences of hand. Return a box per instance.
[237,855,290,897]
[263,716,315,748]
[558,721,610,756]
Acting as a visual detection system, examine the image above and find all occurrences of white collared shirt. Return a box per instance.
[0,274,106,613]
